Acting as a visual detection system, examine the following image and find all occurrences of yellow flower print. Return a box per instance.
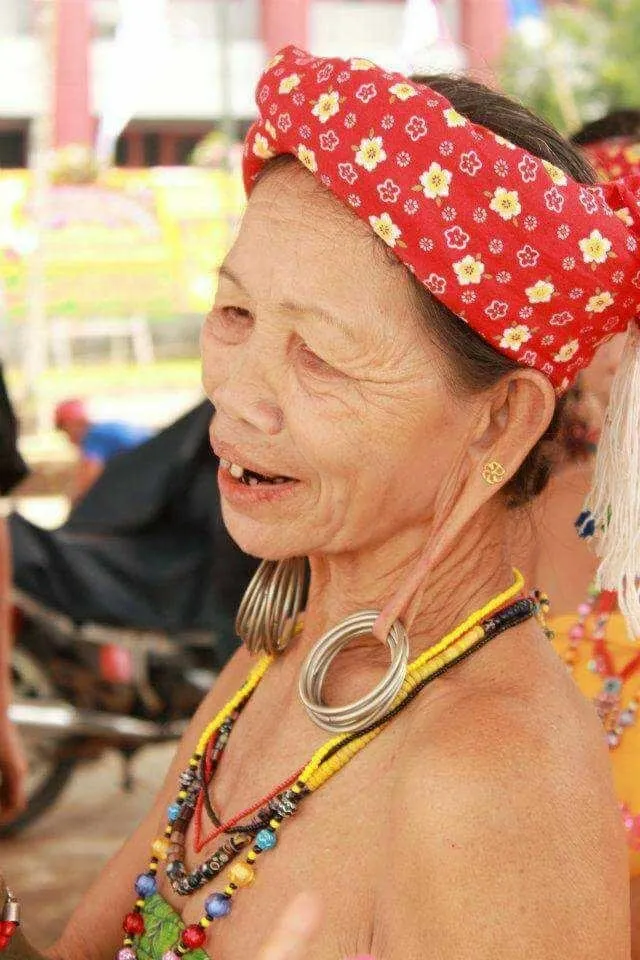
[265,120,277,139]
[489,187,521,221]
[615,207,634,227]
[312,90,341,124]
[500,324,532,352]
[265,53,284,70]
[625,142,640,163]
[495,134,516,150]
[354,135,387,172]
[253,133,275,160]
[525,280,555,304]
[542,160,568,186]
[389,82,417,101]
[350,58,375,70]
[444,107,467,128]
[279,74,301,95]
[453,255,486,286]
[418,162,453,200]
[297,144,318,173]
[579,229,612,265]
[586,290,614,314]
[369,213,402,248]
[553,339,579,363]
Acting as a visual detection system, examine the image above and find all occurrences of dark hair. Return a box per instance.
[571,108,640,146]
[407,74,597,506]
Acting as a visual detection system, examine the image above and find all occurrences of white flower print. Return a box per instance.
[419,237,434,253]
[279,74,301,95]
[396,151,411,167]
[627,235,638,252]
[292,91,306,107]
[389,82,418,102]
[557,224,571,240]
[453,255,486,286]
[268,102,278,117]
[562,257,576,271]
[484,300,509,322]
[494,159,510,178]
[441,206,457,222]
[418,162,453,200]
[316,63,334,83]
[377,178,401,204]
[523,215,538,232]
[369,212,402,247]
[612,269,625,284]
[518,156,538,183]
[544,187,564,213]
[299,124,311,141]
[336,70,350,84]
[439,141,455,157]
[579,229,612,265]
[460,151,483,176]
[354,135,387,172]
[496,271,512,284]
[252,133,275,160]
[444,107,467,128]
[578,188,599,215]
[348,194,362,208]
[569,288,584,300]
[550,311,573,326]
[522,350,538,366]
[500,325,532,351]
[586,291,614,313]
[320,174,332,187]
[519,306,534,320]
[312,90,341,124]
[344,112,357,129]
[405,115,429,141]
[488,239,504,255]
[444,226,470,250]
[461,290,477,305]
[517,245,540,268]
[277,113,292,133]
[404,198,419,215]
[473,207,488,224]
[495,135,517,150]
[426,273,446,295]
[526,280,555,304]
[258,84,270,105]
[319,130,339,152]
[381,114,395,131]
[541,335,555,347]
[553,339,579,362]
[297,144,318,173]
[489,187,521,221]
[338,162,358,185]
[356,83,377,104]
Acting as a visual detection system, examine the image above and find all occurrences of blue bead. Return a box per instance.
[134,874,157,898]
[205,893,231,919]
[167,803,181,823]
[255,828,277,851]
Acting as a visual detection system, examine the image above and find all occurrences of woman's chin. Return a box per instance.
[221,511,307,561]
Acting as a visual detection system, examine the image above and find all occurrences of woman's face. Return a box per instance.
[203,164,476,560]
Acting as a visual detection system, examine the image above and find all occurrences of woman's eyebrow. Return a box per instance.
[218,262,355,340]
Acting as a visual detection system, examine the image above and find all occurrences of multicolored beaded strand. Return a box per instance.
[117,573,539,960]
[0,890,20,953]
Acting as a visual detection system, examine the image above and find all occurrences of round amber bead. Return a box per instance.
[228,862,255,888]
[151,836,170,860]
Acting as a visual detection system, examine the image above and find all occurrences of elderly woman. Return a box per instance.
[3,48,640,960]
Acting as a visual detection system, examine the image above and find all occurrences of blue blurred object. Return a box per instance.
[509,0,542,24]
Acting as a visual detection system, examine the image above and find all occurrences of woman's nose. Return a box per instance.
[213,384,284,435]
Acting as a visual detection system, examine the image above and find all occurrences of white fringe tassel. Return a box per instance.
[586,320,640,638]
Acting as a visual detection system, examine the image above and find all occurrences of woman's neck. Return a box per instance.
[298,503,517,663]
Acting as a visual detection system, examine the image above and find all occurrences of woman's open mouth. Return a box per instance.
[219,458,298,488]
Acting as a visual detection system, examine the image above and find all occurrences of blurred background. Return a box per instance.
[1,0,638,946]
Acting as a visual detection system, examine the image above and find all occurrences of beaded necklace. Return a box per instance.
[562,587,640,749]
[117,573,542,960]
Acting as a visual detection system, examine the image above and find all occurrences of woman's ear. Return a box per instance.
[468,368,557,480]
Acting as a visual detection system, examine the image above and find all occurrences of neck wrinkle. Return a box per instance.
[296,503,517,666]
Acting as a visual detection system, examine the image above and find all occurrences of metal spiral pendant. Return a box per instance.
[298,609,409,734]
[235,557,308,655]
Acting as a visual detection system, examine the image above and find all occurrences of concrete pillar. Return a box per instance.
[261,0,309,57]
[460,0,509,74]
[53,0,92,147]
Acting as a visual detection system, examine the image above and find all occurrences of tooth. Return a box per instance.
[229,463,244,479]
[248,477,259,486]
[220,458,230,468]
[274,478,285,484]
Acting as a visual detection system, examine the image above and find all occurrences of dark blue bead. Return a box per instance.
[134,874,157,898]
[205,893,232,919]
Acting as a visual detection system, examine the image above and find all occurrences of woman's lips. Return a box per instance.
[217,463,300,505]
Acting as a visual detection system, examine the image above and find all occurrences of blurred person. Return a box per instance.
[54,399,152,501]
[1,50,638,960]
[526,108,640,958]
[0,362,28,822]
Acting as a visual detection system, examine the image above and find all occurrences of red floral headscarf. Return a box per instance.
[243,46,640,393]
[583,137,640,182]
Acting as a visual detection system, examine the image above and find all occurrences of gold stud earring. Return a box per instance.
[481,460,506,485]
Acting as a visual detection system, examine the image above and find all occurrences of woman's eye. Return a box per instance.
[205,306,253,343]
[298,343,338,376]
